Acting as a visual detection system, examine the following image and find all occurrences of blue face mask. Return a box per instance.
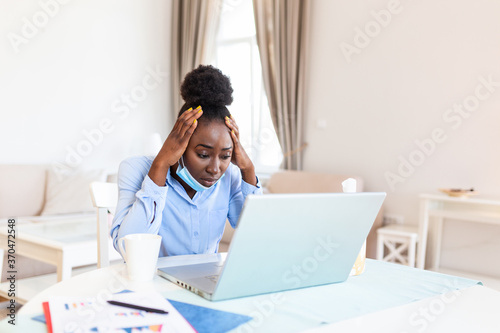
[176,156,224,192]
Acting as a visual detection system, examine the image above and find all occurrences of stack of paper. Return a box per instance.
[43,292,196,333]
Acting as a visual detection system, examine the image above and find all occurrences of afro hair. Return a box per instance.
[178,65,233,122]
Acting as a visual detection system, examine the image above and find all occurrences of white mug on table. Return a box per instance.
[118,233,162,282]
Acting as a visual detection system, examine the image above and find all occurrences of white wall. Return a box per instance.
[304,0,500,275]
[0,0,172,175]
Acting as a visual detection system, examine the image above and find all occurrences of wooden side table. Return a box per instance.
[417,194,500,270]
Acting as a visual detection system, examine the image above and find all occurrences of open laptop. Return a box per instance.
[157,192,386,301]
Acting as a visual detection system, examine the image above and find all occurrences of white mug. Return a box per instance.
[118,233,162,282]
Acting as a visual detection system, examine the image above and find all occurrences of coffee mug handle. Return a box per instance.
[118,237,127,262]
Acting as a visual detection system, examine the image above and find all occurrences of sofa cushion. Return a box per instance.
[41,168,107,215]
[0,165,47,218]
[266,170,364,193]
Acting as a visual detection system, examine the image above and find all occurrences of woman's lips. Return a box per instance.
[200,178,217,186]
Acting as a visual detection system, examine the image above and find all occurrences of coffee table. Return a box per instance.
[0,217,120,303]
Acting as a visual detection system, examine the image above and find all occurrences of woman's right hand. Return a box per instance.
[148,106,203,186]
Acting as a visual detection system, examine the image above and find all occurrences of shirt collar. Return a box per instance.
[166,167,204,204]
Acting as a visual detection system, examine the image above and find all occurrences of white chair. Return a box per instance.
[376,224,419,267]
[89,181,119,268]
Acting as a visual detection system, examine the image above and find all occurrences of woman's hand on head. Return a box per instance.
[225,115,257,186]
[148,106,203,185]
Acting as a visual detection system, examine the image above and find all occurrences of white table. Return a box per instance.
[304,285,500,333]
[2,255,496,333]
[0,217,121,303]
[417,194,500,270]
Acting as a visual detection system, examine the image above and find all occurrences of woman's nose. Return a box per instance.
[206,158,220,175]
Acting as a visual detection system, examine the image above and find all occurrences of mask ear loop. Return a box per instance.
[179,155,186,169]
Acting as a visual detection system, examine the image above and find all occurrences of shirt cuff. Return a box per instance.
[241,176,263,197]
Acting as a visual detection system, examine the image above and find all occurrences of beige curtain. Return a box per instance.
[171,0,222,122]
[253,0,310,170]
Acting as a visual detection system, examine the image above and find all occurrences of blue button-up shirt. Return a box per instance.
[110,156,262,257]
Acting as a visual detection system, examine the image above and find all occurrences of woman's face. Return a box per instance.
[183,120,233,187]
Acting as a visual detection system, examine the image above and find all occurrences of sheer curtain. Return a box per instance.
[171,0,222,121]
[253,0,310,170]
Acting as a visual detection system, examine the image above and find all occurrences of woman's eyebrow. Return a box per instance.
[195,144,233,150]
[195,144,213,149]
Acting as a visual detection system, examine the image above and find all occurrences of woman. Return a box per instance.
[110,65,262,256]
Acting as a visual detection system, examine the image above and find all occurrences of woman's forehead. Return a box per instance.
[189,121,232,149]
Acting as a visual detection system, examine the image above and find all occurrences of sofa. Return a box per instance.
[218,170,383,259]
[0,164,112,282]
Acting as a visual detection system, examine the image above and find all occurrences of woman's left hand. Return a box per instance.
[225,115,257,186]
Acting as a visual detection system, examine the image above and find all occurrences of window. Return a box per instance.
[213,0,283,174]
